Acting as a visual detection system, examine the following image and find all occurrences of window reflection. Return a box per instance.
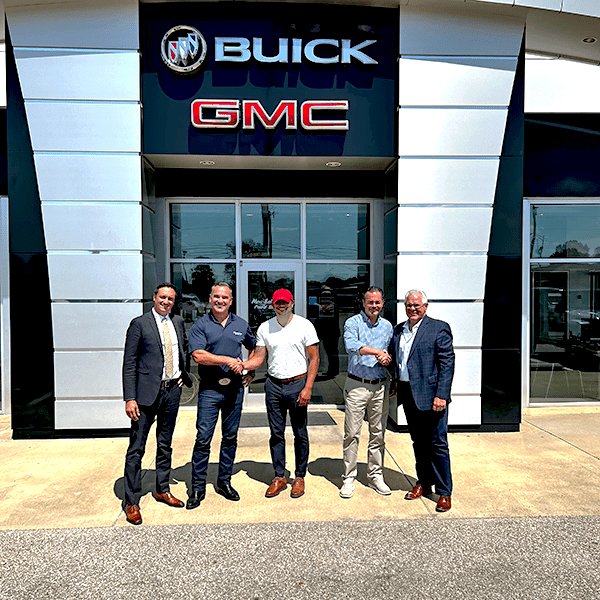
[307,264,370,404]
[241,203,300,258]
[530,205,600,259]
[172,262,236,407]
[531,262,600,402]
[171,204,235,259]
[306,204,369,259]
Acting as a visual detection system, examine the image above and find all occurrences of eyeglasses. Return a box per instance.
[405,303,424,309]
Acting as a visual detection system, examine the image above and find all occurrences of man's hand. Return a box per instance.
[227,357,244,374]
[432,397,447,412]
[376,350,391,366]
[298,386,312,407]
[125,400,140,421]
[389,380,397,398]
[242,372,255,387]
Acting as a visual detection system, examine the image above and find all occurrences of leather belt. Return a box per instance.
[268,373,307,385]
[348,373,387,385]
[161,379,179,389]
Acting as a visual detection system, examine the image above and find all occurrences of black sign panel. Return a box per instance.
[141,3,397,159]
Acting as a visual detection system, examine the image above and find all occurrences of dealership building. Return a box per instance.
[1,0,600,438]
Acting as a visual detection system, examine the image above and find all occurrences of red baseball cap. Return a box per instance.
[272,289,294,303]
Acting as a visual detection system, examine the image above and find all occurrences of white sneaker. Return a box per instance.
[340,481,355,498]
[368,476,391,496]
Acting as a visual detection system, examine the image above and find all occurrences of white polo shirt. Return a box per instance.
[256,314,319,379]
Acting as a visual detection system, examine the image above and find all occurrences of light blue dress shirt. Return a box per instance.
[344,311,393,380]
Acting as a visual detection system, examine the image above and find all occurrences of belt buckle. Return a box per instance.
[218,378,232,386]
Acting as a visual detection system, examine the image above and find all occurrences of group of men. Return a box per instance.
[122,282,455,525]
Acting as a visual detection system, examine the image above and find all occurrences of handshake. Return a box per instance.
[375,350,391,367]
[226,357,246,374]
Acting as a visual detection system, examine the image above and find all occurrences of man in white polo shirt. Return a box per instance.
[242,289,319,499]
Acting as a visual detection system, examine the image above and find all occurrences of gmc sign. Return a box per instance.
[191,99,350,131]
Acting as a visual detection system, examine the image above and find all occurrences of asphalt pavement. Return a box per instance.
[0,405,599,599]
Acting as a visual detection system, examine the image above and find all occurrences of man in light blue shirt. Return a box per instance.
[341,287,393,498]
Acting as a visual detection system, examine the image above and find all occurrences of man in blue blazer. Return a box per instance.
[122,282,192,525]
[389,289,455,512]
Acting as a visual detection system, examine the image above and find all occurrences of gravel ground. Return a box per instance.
[1,515,599,600]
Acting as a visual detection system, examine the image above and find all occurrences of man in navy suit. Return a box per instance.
[122,282,192,525]
[389,289,455,512]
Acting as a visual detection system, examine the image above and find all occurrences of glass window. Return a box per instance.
[307,264,370,404]
[531,262,600,402]
[171,263,236,320]
[241,203,300,259]
[306,204,369,259]
[530,205,600,259]
[171,204,235,259]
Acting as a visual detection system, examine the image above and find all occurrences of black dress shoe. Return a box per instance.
[215,483,240,501]
[186,490,206,510]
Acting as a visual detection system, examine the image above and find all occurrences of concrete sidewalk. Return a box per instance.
[1,405,599,530]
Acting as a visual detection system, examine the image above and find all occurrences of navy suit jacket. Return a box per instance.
[122,310,192,406]
[389,314,455,411]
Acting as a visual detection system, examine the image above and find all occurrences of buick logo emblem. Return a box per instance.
[161,25,207,73]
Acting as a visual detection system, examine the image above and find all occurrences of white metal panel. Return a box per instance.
[0,197,10,415]
[47,253,142,300]
[453,348,482,394]
[42,202,142,251]
[6,0,138,50]
[400,6,524,56]
[398,158,500,205]
[562,0,600,18]
[54,350,123,398]
[400,57,518,107]
[0,47,6,109]
[391,395,481,426]
[525,57,600,113]
[397,255,488,300]
[55,399,129,429]
[447,395,482,425]
[396,206,493,253]
[15,50,139,101]
[34,154,142,202]
[398,108,508,157]
[515,0,561,9]
[25,102,140,153]
[422,302,484,349]
[51,302,142,349]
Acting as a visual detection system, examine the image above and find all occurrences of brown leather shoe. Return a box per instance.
[265,476,288,498]
[436,495,452,512]
[155,492,185,508]
[290,477,305,498]
[125,504,142,525]
[404,484,433,500]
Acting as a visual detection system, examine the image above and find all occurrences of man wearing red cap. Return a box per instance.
[243,289,319,498]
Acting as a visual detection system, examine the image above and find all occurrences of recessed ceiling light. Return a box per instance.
[326,161,342,167]
[582,37,597,44]
[199,160,215,166]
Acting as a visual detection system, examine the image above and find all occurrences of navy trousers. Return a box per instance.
[265,375,309,479]
[190,384,244,491]
[400,382,453,497]
[124,383,181,506]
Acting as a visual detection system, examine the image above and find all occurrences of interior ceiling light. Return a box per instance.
[326,161,342,167]
[199,160,215,166]
[582,37,597,44]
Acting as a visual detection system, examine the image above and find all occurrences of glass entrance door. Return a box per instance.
[239,262,303,407]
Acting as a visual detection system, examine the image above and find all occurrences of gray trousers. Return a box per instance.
[342,377,389,482]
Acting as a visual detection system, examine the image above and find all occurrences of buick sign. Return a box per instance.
[161,25,378,73]
[161,25,207,73]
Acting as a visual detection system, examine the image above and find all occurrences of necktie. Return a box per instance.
[162,317,174,379]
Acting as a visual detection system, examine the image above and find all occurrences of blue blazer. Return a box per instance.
[122,310,192,405]
[389,315,455,411]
